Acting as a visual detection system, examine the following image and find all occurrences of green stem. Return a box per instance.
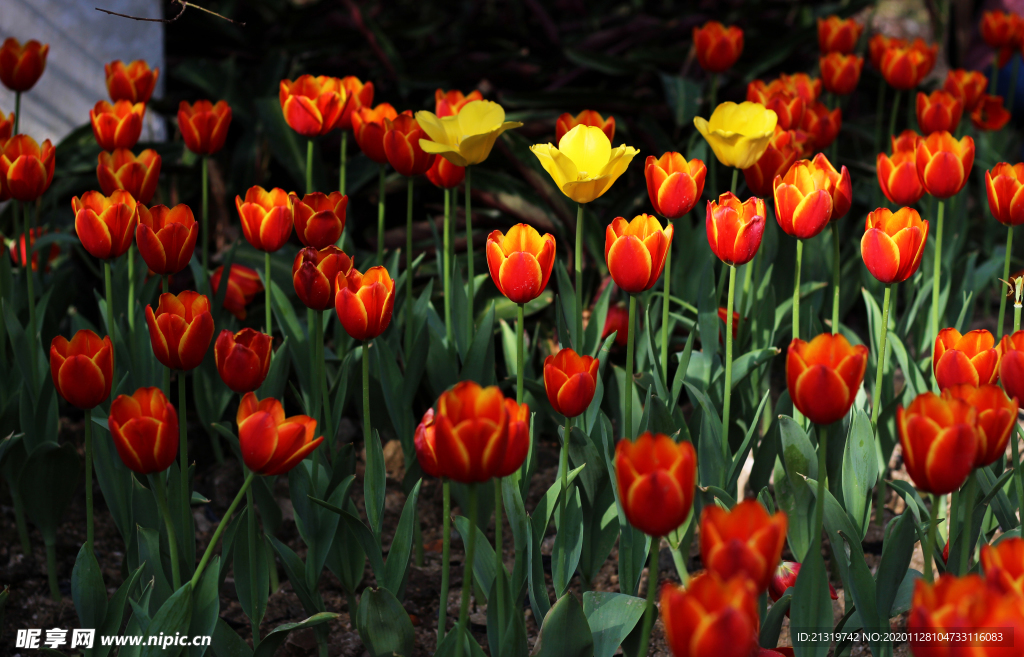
[958,472,976,575]
[832,222,841,333]
[85,408,94,552]
[516,303,525,404]
[634,536,660,657]
[23,203,37,389]
[438,480,451,641]
[575,203,584,349]
[814,423,828,555]
[362,341,371,443]
[306,139,314,196]
[730,167,738,195]
[46,542,60,601]
[793,239,803,340]
[247,474,261,645]
[870,286,893,428]
[494,477,505,649]
[178,373,190,563]
[662,219,672,385]
[444,188,453,345]
[150,472,182,590]
[127,245,136,333]
[310,311,322,440]
[318,312,333,448]
[191,471,256,588]
[465,167,474,342]
[405,177,414,357]
[377,164,386,265]
[1015,303,1022,333]
[924,493,937,583]
[931,200,945,351]
[202,156,209,272]
[265,251,272,337]
[105,260,116,366]
[339,132,347,196]
[457,483,478,657]
[1012,427,1024,540]
[722,265,736,460]
[998,226,1013,339]
[625,295,637,440]
[560,415,571,589]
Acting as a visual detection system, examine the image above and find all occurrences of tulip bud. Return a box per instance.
[413,408,441,478]
[877,130,926,206]
[602,304,629,348]
[820,53,864,96]
[786,332,868,425]
[692,22,744,73]
[236,185,295,253]
[0,111,12,142]
[943,384,1017,469]
[136,203,198,276]
[145,291,215,371]
[89,100,145,152]
[543,348,599,419]
[661,573,760,657]
[970,94,1011,132]
[10,227,59,272]
[335,266,396,341]
[109,387,179,474]
[50,330,114,410]
[495,399,530,478]
[861,207,928,284]
[812,153,852,221]
[0,38,49,92]
[743,128,804,197]
[338,77,375,131]
[916,90,963,135]
[985,163,1024,226]
[773,159,835,239]
[645,153,706,219]
[769,561,838,602]
[425,155,465,189]
[933,328,1000,390]
[279,75,347,138]
[210,264,264,320]
[97,148,161,205]
[292,192,348,250]
[238,392,323,475]
[178,100,232,156]
[105,59,159,104]
[292,246,353,311]
[605,214,674,294]
[880,40,938,90]
[898,392,977,494]
[800,101,841,151]
[980,537,1024,597]
[352,104,401,164]
[701,499,788,592]
[0,135,56,203]
[215,328,273,394]
[383,114,436,177]
[555,110,615,144]
[706,192,766,267]
[817,16,864,54]
[435,88,483,117]
[485,224,556,304]
[433,381,509,483]
[615,432,697,537]
[72,190,139,260]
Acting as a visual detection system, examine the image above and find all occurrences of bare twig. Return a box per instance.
[95,0,244,26]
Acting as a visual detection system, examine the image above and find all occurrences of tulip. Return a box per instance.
[916,131,974,199]
[50,330,114,409]
[980,11,1024,67]
[980,537,1024,597]
[337,76,375,131]
[877,130,926,206]
[605,214,673,294]
[9,227,59,272]
[898,391,977,495]
[787,332,868,425]
[970,94,1011,131]
[0,38,49,92]
[96,148,161,204]
[695,101,778,170]
[145,291,215,371]
[0,110,12,141]
[89,100,145,152]
[747,83,804,131]
[811,153,852,221]
[292,246,353,311]
[881,40,937,90]
[435,88,483,117]
[214,328,273,394]
[869,34,905,70]
[543,348,599,419]
[72,190,139,260]
[425,155,465,189]
[485,224,556,304]
[555,109,615,144]
[943,69,988,112]
[432,380,509,483]
[602,304,629,347]
[778,73,822,102]
[177,100,232,156]
[279,75,347,138]
[136,203,197,276]
[292,191,347,249]
[1001,330,1024,403]
[692,22,744,73]
[413,408,441,478]
[706,192,765,267]
[0,134,55,202]
[105,60,158,104]
[799,102,841,150]
[108,387,179,475]
[236,185,294,253]
[383,114,435,177]
[660,573,760,657]
[943,384,1017,468]
[700,498,788,592]
[529,124,639,204]
[335,265,395,341]
[350,104,400,164]
[210,264,263,320]
[615,431,697,536]
[645,153,706,219]
[932,328,1000,389]
[237,392,322,476]
[416,100,523,168]
[818,16,864,54]
[769,561,838,603]
[820,53,864,96]
[773,159,835,239]
[916,90,962,135]
[861,207,928,284]
[908,574,1024,657]
[495,399,530,478]
[743,128,803,197]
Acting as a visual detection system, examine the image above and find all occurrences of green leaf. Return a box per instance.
[526,521,552,624]
[778,417,817,559]
[265,535,318,614]
[582,591,646,657]
[232,508,268,629]
[889,569,922,616]
[760,594,791,649]
[790,551,832,657]
[96,564,145,657]
[211,618,253,657]
[356,587,415,657]
[460,302,497,385]
[139,583,193,657]
[727,391,772,491]
[454,514,497,603]
[382,479,422,594]
[552,486,584,598]
[532,593,594,657]
[72,543,108,634]
[842,410,878,539]
[697,260,719,362]
[19,442,81,544]
[555,262,578,350]
[252,613,338,657]
[312,501,385,585]
[189,556,221,657]
[365,429,386,543]
[876,513,915,621]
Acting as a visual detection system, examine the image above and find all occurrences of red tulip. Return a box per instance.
[89,100,145,152]
[769,561,838,602]
[877,130,925,206]
[812,152,852,221]
[820,53,864,96]
[980,537,1024,597]
[604,214,674,294]
[145,291,215,371]
[701,498,788,592]
[214,328,273,394]
[485,224,556,304]
[786,332,869,425]
[543,348,599,419]
[335,266,396,341]
[136,203,198,275]
[778,73,822,102]
[337,77,375,131]
[933,328,1000,389]
[645,153,707,219]
[352,104,401,164]
[916,90,962,135]
[0,134,55,202]
[97,148,161,205]
[105,60,159,104]
[238,392,322,475]
[747,83,804,131]
[210,265,263,321]
[818,16,864,54]
[943,69,988,112]
[178,100,232,156]
[693,22,744,73]
[292,246,353,311]
[943,384,1017,469]
[495,399,530,478]
[413,408,440,478]
[880,39,938,90]
[279,75,347,138]
[383,114,435,177]
[435,88,483,117]
[773,159,834,239]
[916,131,974,199]
[898,391,977,495]
[236,186,294,253]
[555,110,615,144]
[869,35,906,71]
[1000,331,1024,405]
[0,110,12,141]
[861,207,928,284]
[799,101,841,151]
[615,432,697,536]
[0,38,49,92]
[50,330,114,410]
[661,573,760,657]
[292,191,347,249]
[425,156,465,189]
[108,387,178,475]
[433,381,509,483]
[971,95,1011,132]
[706,192,766,267]
[72,190,139,260]
[602,304,629,348]
[908,574,1024,657]
[743,128,804,197]
[9,227,59,272]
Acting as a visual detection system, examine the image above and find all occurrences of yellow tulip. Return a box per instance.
[415,100,522,167]
[693,101,778,169]
[530,125,640,204]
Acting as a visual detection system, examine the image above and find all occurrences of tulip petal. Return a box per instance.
[794,364,853,425]
[607,234,653,294]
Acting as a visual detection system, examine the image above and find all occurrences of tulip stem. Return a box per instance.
[46,542,60,602]
[1012,426,1024,538]
[318,312,333,448]
[662,220,672,386]
[444,188,453,346]
[201,156,209,272]
[1015,302,1021,333]
[931,200,945,356]
[574,202,584,350]
[339,131,347,196]
[466,167,475,343]
[924,493,937,583]
[362,341,371,444]
[722,265,736,460]
[457,482,478,657]
[150,472,182,590]
[438,479,451,641]
[127,245,136,333]
[264,251,272,337]
[634,536,659,657]
[516,303,525,404]
[958,472,977,575]
[178,373,190,565]
[730,167,738,195]
[493,477,505,649]
[104,260,117,364]
[405,177,414,358]
[998,226,1013,339]
[377,164,386,265]
[870,285,892,429]
[247,474,261,645]
[831,222,841,334]
[191,470,256,588]
[560,415,571,591]
[625,295,637,440]
[84,407,94,553]
[888,91,901,143]
[306,139,314,196]
[792,239,803,340]
[814,423,828,556]
[22,203,38,390]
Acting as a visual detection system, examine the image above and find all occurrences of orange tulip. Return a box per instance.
[210,264,263,320]
[799,101,841,150]
[777,73,822,102]
[144,291,215,371]
[383,114,435,177]
[908,574,1024,657]
[0,110,12,141]
[981,537,1024,597]
[701,498,788,592]
[943,69,988,112]
[813,153,852,221]
[787,332,868,425]
[292,191,347,249]
[1001,331,1024,405]
[335,265,395,341]
[105,60,159,104]
[435,88,483,117]
[933,328,1000,390]
[861,207,928,285]
[818,16,864,54]
[413,408,441,478]
[485,224,556,304]
[877,130,926,206]
[773,159,835,239]
[0,134,55,202]
[352,104,401,164]
[769,561,838,603]
[136,203,197,275]
[279,75,347,138]
[868,34,906,71]
[495,398,530,478]
[425,155,465,189]
[337,76,375,131]
[72,190,139,260]
[706,192,766,267]
[615,432,697,536]
[0,38,49,92]
[292,246,353,311]
[747,83,804,131]
[89,100,145,152]
[108,387,178,475]
[943,384,1017,469]
[9,227,59,272]
[916,90,962,135]
[238,392,322,476]
[178,100,232,156]
[661,573,760,657]
[916,131,974,199]
[543,348,599,419]
[96,148,161,204]
[743,128,804,197]
[644,153,707,219]
[898,391,977,494]
[433,380,509,483]
[820,53,864,96]
[50,330,114,410]
[215,328,273,394]
[604,214,673,294]
[983,162,1024,226]
[693,22,744,73]
[236,186,294,253]
[971,94,1011,132]
[555,110,615,144]
[880,40,938,90]
[602,304,629,348]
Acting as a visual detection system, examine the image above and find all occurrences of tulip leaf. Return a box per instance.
[434,625,488,657]
[727,390,771,491]
[255,337,291,402]
[324,497,367,597]
[790,550,833,657]
[381,479,421,594]
[365,428,386,544]
[555,262,578,350]
[579,482,620,588]
[670,331,695,408]
[253,612,338,657]
[526,521,552,624]
[460,301,497,385]
[356,587,415,657]
[453,514,498,603]
[211,618,253,657]
[95,563,145,657]
[427,320,460,397]
[486,559,518,657]
[842,410,877,540]
[584,280,613,357]
[90,419,135,544]
[19,441,80,546]
[583,591,646,657]
[552,485,584,598]
[976,465,1018,531]
[72,543,108,634]
[875,512,915,621]
[714,347,780,391]
[888,569,922,617]
[532,592,594,657]
[139,583,193,657]
[760,593,791,649]
[451,257,470,359]
[774,281,829,333]
[312,497,386,584]
[659,72,701,129]
[266,533,318,614]
[188,555,220,657]
[232,507,269,630]
[697,260,719,362]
